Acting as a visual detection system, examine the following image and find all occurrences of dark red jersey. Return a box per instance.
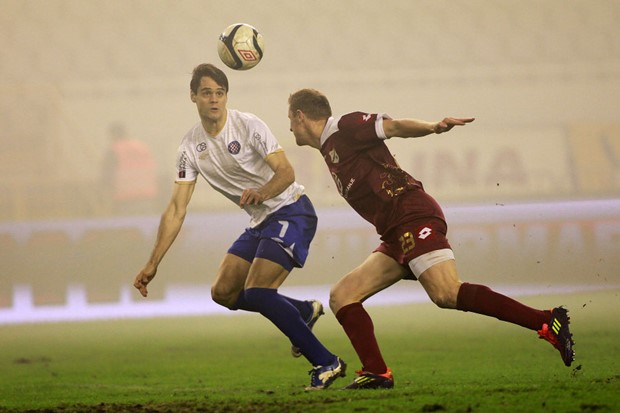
[320,112,445,236]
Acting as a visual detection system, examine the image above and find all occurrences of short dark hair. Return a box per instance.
[190,63,229,94]
[288,88,332,120]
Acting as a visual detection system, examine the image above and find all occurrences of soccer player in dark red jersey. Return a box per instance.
[287,88,575,389]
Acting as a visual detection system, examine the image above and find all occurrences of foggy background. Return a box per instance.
[1,0,619,323]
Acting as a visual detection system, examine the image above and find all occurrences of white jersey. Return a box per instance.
[175,109,305,227]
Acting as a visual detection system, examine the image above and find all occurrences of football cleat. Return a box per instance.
[537,306,575,367]
[343,368,394,390]
[305,357,347,391]
[291,300,325,358]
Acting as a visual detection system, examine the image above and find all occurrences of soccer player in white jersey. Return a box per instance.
[133,64,345,390]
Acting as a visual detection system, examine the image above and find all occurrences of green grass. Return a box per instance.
[0,289,618,413]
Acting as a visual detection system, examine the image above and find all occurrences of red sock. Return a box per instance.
[335,302,388,374]
[456,283,551,331]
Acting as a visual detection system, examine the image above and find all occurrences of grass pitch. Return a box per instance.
[0,289,618,413]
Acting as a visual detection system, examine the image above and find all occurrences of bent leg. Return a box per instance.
[456,282,550,330]
[211,252,314,318]
[418,259,550,330]
[417,259,462,308]
[330,252,407,313]
[244,256,336,367]
[332,252,407,375]
[211,253,251,309]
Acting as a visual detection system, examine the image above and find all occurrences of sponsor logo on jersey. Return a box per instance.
[362,114,371,122]
[343,178,355,199]
[178,151,189,178]
[252,132,268,153]
[228,140,241,154]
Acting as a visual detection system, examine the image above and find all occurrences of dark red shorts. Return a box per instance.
[373,190,452,279]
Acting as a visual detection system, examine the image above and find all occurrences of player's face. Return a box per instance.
[191,76,228,124]
[288,109,306,146]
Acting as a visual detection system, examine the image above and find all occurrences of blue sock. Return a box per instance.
[243,287,335,366]
[233,291,257,311]
[234,291,313,321]
[281,296,314,322]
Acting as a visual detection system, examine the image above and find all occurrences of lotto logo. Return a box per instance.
[418,227,432,239]
[238,49,258,61]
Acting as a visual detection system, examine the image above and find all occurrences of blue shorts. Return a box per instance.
[228,195,317,272]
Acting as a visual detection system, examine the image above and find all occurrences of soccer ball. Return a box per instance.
[217,23,265,70]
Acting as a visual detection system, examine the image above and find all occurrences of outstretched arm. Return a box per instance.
[383,117,475,139]
[133,181,195,297]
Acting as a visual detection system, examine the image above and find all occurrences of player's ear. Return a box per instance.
[190,91,197,103]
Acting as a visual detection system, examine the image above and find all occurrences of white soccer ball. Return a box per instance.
[217,23,265,70]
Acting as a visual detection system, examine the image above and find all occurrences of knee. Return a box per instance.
[429,292,457,309]
[210,283,237,309]
[328,286,338,314]
[427,285,460,309]
[329,283,351,314]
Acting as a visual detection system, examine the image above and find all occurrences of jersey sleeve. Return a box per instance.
[175,145,198,183]
[375,113,392,140]
[339,112,390,145]
[247,116,282,158]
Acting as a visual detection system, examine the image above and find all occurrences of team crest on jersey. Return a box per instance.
[328,148,339,163]
[228,140,241,154]
[196,142,207,152]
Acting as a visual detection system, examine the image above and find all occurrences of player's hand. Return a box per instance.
[434,117,475,134]
[134,267,156,298]
[239,188,265,207]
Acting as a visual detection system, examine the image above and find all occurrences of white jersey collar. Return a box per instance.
[319,116,339,147]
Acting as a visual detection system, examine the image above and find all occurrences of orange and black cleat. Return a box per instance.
[538,306,575,367]
[343,368,394,389]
